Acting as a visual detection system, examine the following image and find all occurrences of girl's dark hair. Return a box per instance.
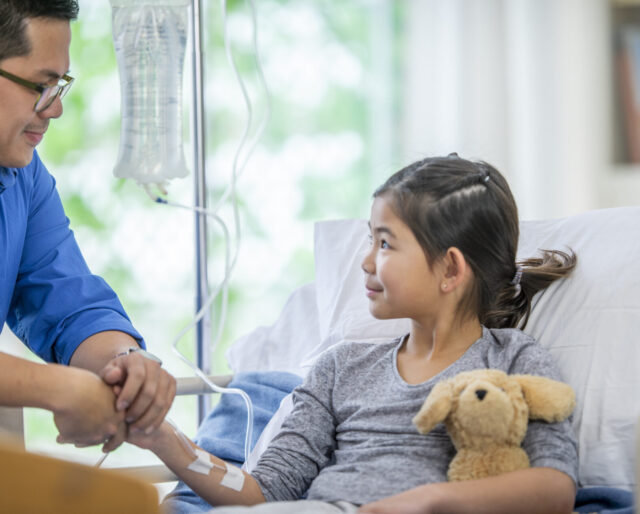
[374,154,576,329]
[0,1,79,62]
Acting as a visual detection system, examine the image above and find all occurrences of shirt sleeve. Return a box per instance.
[507,338,579,487]
[251,348,339,502]
[7,153,144,364]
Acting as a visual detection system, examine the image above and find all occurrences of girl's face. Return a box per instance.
[362,196,443,321]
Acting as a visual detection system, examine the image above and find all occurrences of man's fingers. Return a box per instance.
[58,433,113,447]
[114,355,151,412]
[129,370,176,433]
[102,424,126,453]
[100,362,124,384]
[97,352,176,436]
[123,362,160,424]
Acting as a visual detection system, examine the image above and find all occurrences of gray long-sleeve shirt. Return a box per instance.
[252,327,578,505]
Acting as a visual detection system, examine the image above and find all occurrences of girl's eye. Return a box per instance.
[380,240,389,249]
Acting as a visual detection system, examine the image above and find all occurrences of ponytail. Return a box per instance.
[483,249,577,330]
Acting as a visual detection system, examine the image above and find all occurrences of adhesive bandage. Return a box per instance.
[187,448,215,474]
[185,447,245,491]
[220,463,245,491]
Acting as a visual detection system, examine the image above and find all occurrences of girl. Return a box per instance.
[129,155,578,514]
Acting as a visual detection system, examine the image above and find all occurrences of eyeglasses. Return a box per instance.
[0,68,74,113]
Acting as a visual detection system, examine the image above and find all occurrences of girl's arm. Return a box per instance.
[357,467,575,514]
[129,421,266,507]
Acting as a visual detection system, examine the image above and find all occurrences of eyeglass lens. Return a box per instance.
[34,78,72,112]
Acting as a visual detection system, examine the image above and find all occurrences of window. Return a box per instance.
[7,0,402,469]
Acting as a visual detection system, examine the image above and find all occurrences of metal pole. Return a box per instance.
[190,0,212,423]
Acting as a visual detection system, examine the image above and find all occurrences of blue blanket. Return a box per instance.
[162,371,634,514]
[162,370,303,514]
[573,486,633,514]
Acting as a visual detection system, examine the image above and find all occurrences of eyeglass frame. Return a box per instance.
[0,68,74,113]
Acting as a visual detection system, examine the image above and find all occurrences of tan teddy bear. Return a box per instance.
[412,369,575,482]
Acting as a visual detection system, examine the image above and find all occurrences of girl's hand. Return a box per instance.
[358,485,436,514]
[126,419,172,451]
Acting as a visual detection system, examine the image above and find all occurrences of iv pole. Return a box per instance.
[190,0,212,424]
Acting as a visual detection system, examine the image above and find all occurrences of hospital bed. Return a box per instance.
[0,207,638,512]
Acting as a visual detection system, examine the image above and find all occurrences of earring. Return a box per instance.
[442,282,448,291]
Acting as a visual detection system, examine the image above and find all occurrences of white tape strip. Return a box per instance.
[220,463,245,491]
[187,448,214,475]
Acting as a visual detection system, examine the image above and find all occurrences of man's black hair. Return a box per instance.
[0,1,79,62]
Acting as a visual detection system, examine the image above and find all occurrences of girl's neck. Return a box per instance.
[407,317,482,357]
[397,317,483,385]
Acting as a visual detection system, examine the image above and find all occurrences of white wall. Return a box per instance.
[401,0,638,220]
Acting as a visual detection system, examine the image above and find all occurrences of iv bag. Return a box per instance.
[110,0,190,185]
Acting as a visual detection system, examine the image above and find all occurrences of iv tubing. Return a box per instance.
[96,0,269,469]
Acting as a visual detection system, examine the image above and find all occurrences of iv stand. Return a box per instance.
[190,0,212,424]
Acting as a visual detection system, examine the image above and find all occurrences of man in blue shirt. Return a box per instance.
[0,0,176,451]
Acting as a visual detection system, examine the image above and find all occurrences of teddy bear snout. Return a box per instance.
[475,389,487,400]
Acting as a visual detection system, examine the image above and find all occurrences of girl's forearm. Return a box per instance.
[146,423,266,507]
[359,467,575,514]
[425,468,574,514]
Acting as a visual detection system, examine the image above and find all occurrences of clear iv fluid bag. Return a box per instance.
[110,0,190,184]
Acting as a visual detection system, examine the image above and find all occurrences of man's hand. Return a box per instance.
[100,351,176,436]
[52,367,127,451]
[126,419,172,452]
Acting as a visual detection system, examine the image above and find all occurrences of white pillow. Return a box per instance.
[233,207,640,489]
[225,282,322,377]
[226,220,410,376]
[517,207,640,490]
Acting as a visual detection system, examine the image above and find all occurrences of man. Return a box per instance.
[0,0,176,452]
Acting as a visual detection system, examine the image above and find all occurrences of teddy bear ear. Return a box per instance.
[511,374,576,423]
[412,380,454,434]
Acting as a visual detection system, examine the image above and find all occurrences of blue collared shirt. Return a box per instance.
[0,151,143,364]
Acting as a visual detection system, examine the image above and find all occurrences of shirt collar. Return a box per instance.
[0,166,18,194]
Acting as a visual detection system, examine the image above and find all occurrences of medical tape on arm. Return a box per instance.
[186,449,245,491]
[167,418,245,490]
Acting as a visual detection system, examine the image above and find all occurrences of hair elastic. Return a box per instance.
[510,265,523,286]
[510,265,523,296]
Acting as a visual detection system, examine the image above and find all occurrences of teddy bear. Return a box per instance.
[412,369,575,482]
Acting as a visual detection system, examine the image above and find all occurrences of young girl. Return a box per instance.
[129,155,578,514]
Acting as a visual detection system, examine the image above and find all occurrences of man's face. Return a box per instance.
[0,17,71,168]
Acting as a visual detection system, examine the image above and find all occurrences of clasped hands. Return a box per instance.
[53,351,176,452]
